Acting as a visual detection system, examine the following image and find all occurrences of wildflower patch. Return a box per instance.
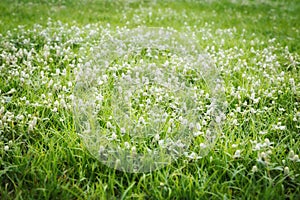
[73,27,226,172]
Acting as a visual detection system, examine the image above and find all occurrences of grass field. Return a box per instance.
[0,0,300,199]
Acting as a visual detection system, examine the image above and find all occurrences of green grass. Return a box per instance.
[0,0,300,199]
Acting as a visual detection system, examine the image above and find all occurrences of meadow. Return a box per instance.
[0,0,299,199]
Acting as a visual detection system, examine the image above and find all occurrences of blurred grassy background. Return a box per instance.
[1,0,299,52]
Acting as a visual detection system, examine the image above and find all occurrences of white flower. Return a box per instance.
[106,121,113,129]
[111,132,117,140]
[4,145,9,151]
[0,106,4,115]
[267,150,272,155]
[289,150,295,159]
[259,131,267,135]
[99,146,105,154]
[264,138,272,146]
[167,126,172,133]
[233,150,241,158]
[252,165,258,173]
[120,127,126,134]
[60,99,66,108]
[16,114,24,121]
[188,152,197,159]
[279,126,286,130]
[138,116,145,124]
[54,100,59,107]
[184,151,201,160]
[282,160,286,165]
[158,140,164,147]
[189,122,194,129]
[293,155,300,162]
[154,134,160,141]
[215,116,221,123]
[260,152,267,159]
[252,143,261,151]
[48,79,53,87]
[284,167,289,175]
[124,142,130,149]
[288,150,300,162]
[196,123,201,130]
[193,131,203,137]
[131,146,136,153]
[232,119,238,125]
[68,81,72,87]
[200,143,207,149]
[28,117,38,131]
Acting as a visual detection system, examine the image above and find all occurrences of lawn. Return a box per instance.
[0,0,300,199]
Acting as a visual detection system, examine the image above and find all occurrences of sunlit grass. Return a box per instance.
[0,0,299,199]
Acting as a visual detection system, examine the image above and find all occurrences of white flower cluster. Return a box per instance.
[73,27,226,172]
[0,17,298,173]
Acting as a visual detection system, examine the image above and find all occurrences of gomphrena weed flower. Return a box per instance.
[73,27,226,172]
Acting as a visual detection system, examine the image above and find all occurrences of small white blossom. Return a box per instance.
[158,140,164,147]
[28,117,38,131]
[196,123,201,130]
[200,143,207,149]
[252,165,258,173]
[4,145,9,151]
[284,166,289,175]
[120,127,126,134]
[293,155,300,162]
[99,146,105,154]
[106,121,113,129]
[124,142,130,149]
[154,134,160,141]
[111,132,117,140]
[233,150,241,158]
[215,116,221,123]
[193,131,203,137]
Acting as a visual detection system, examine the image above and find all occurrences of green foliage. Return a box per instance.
[0,0,299,199]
